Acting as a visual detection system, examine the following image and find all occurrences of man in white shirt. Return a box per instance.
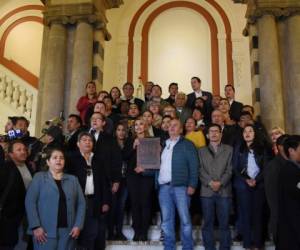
[158,118,199,250]
[67,132,110,250]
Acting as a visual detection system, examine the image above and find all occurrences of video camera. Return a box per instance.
[0,129,24,143]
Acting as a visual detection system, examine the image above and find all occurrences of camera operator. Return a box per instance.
[33,126,65,171]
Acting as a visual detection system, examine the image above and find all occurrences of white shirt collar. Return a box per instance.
[81,152,94,166]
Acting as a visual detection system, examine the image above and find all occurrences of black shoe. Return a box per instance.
[175,231,180,242]
[133,234,140,241]
[140,234,148,241]
[107,233,115,241]
[159,230,164,241]
[115,232,128,241]
[234,234,243,242]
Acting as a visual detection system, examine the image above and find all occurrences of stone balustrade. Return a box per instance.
[0,65,38,134]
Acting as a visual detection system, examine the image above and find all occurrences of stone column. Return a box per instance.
[68,21,93,115]
[39,22,67,125]
[257,15,285,131]
[285,15,300,134]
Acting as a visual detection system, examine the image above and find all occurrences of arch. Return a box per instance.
[0,5,44,26]
[141,1,220,94]
[206,0,233,84]
[0,16,44,88]
[127,0,233,91]
[127,0,157,82]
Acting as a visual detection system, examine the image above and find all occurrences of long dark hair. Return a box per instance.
[240,124,264,155]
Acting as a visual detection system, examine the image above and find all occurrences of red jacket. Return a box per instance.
[76,96,97,124]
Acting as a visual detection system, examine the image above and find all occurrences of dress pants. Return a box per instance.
[127,174,154,237]
[78,197,107,250]
[236,187,266,249]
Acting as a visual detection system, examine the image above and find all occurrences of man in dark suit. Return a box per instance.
[224,84,243,122]
[67,132,111,250]
[0,144,4,167]
[174,92,192,124]
[264,134,289,243]
[89,112,122,186]
[210,109,238,146]
[65,114,84,152]
[186,77,213,111]
[121,82,144,110]
[277,135,300,250]
[0,140,34,249]
[164,82,178,105]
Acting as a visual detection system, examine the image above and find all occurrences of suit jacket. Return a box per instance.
[232,144,272,190]
[176,107,192,124]
[0,161,33,246]
[93,132,122,183]
[277,160,300,249]
[25,171,86,238]
[186,91,213,109]
[264,155,287,238]
[122,97,144,111]
[0,145,4,167]
[199,144,233,197]
[66,151,110,216]
[65,128,84,153]
[164,96,175,105]
[204,124,239,147]
[229,100,243,122]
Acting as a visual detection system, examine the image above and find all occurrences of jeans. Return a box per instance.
[201,195,232,250]
[159,185,193,250]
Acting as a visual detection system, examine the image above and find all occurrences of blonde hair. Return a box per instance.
[133,116,150,138]
[175,92,187,101]
[270,126,285,135]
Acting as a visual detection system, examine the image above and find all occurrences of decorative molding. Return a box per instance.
[43,3,112,40]
[102,0,124,9]
[0,5,44,26]
[232,0,248,3]
[247,7,300,23]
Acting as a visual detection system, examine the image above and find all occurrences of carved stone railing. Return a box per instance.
[0,64,38,133]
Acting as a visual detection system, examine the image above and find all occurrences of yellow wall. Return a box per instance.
[4,22,43,76]
[148,8,212,96]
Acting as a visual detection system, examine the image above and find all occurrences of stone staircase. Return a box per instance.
[107,225,275,250]
[0,64,38,135]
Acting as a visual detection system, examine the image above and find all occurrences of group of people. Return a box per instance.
[0,77,299,250]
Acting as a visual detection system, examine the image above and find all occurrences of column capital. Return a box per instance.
[43,2,113,40]
[246,7,300,24]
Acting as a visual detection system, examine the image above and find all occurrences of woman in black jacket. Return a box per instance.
[124,116,156,241]
[233,124,272,250]
[108,122,130,241]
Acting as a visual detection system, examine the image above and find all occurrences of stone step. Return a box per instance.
[107,226,275,250]
[107,241,275,250]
